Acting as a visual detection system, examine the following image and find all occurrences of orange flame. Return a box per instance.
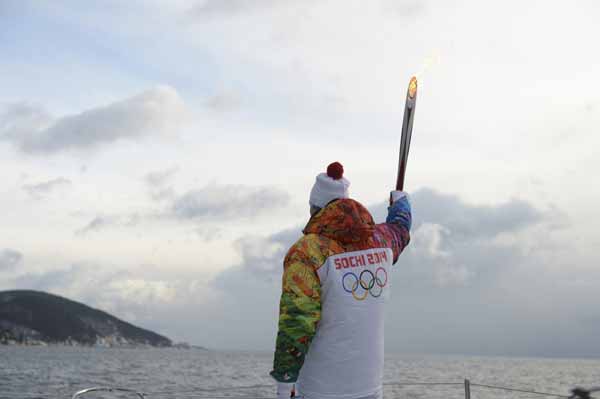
[408,76,417,99]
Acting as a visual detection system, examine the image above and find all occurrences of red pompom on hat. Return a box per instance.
[326,162,344,180]
[309,162,350,208]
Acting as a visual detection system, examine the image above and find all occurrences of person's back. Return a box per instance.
[271,162,412,399]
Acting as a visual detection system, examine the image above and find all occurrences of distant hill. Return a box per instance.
[0,290,172,347]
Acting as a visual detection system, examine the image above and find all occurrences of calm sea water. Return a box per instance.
[1,347,599,399]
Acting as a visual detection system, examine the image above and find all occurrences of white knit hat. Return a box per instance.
[309,162,350,209]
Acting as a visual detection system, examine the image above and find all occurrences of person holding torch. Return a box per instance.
[270,78,418,399]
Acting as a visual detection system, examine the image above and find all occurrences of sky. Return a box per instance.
[1,0,599,357]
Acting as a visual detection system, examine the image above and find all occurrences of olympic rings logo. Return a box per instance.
[342,267,388,300]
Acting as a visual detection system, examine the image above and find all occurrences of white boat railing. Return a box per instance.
[65,381,599,399]
[71,386,146,398]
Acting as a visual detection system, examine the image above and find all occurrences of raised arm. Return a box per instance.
[375,191,412,263]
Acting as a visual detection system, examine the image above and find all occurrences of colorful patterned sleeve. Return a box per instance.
[270,236,326,383]
[375,196,412,263]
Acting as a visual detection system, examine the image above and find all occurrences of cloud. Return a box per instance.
[0,249,23,271]
[411,222,451,258]
[144,167,179,201]
[371,188,546,239]
[145,167,179,187]
[22,177,72,199]
[380,0,427,17]
[196,227,302,348]
[228,227,299,277]
[0,86,186,154]
[171,183,290,220]
[8,263,207,331]
[8,188,597,355]
[195,226,223,241]
[365,188,550,288]
[191,0,300,17]
[76,216,116,236]
[203,188,600,356]
[204,90,243,112]
[189,0,425,21]
[0,103,52,142]
[76,214,141,236]
[73,182,289,236]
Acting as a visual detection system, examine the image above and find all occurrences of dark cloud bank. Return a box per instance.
[7,188,599,357]
[207,188,599,357]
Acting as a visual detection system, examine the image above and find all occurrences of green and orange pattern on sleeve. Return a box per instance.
[270,234,340,383]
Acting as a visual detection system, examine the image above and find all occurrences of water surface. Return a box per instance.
[1,347,598,399]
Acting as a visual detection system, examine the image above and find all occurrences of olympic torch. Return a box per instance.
[395,76,418,192]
